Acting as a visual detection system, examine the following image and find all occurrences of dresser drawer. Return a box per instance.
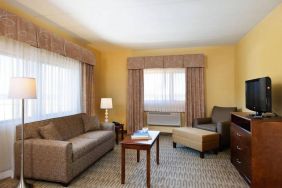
[230,123,251,181]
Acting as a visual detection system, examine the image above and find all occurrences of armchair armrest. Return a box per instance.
[101,122,115,131]
[15,139,72,183]
[216,121,231,148]
[216,121,230,133]
[192,117,212,127]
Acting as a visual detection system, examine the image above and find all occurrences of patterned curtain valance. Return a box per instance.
[0,8,96,65]
[127,54,205,69]
[183,54,205,68]
[145,56,163,68]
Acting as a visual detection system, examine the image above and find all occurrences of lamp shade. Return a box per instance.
[100,98,112,109]
[9,77,37,99]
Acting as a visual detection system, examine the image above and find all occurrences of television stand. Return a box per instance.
[231,112,282,187]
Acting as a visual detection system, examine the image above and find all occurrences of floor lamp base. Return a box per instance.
[17,179,32,188]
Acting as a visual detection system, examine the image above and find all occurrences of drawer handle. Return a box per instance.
[236,158,242,164]
[236,145,242,151]
[236,133,241,137]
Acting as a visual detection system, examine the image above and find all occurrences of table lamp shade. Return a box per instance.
[9,77,37,99]
[100,98,112,109]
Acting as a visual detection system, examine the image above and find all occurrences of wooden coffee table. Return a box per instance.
[121,131,160,188]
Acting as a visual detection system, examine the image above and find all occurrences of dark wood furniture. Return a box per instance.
[121,131,160,188]
[231,112,282,187]
[114,123,124,144]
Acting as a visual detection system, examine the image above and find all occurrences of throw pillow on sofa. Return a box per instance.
[82,114,101,132]
[39,122,63,140]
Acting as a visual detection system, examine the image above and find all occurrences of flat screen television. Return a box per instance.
[245,77,272,116]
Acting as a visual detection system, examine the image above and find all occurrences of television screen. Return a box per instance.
[245,77,271,115]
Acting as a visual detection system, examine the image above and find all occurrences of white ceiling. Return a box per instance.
[5,0,282,49]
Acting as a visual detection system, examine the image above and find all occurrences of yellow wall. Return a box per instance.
[235,4,282,115]
[95,46,237,125]
[95,49,132,123]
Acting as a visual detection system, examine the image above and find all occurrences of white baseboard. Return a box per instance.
[0,170,13,180]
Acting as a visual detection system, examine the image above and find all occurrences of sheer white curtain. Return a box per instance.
[144,68,185,112]
[0,36,82,177]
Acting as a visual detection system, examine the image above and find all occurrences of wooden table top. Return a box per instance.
[121,131,160,146]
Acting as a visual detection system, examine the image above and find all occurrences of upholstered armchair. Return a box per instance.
[192,106,237,149]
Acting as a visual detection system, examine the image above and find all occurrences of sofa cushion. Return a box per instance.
[82,115,101,132]
[39,122,63,140]
[68,137,99,161]
[51,118,72,140]
[63,115,84,138]
[52,114,84,140]
[78,130,114,145]
[194,124,217,132]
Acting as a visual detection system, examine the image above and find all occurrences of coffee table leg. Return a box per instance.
[121,145,125,184]
[137,149,140,162]
[156,136,159,165]
[146,149,151,188]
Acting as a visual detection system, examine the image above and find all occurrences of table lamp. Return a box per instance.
[100,98,112,122]
[9,77,37,188]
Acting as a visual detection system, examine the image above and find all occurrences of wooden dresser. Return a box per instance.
[231,112,282,187]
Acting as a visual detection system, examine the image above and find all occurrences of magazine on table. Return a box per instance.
[131,129,151,140]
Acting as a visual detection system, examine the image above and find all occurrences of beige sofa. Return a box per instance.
[14,113,115,186]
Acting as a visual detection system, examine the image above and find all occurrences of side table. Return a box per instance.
[114,123,124,144]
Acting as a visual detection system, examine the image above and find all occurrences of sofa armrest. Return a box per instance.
[216,121,231,148]
[15,139,72,183]
[101,122,115,131]
[192,117,212,127]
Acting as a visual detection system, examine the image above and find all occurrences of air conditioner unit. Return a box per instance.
[147,112,181,127]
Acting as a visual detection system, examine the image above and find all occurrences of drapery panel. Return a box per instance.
[185,67,205,126]
[82,63,95,116]
[0,36,82,177]
[144,68,185,112]
[0,8,95,65]
[126,69,144,134]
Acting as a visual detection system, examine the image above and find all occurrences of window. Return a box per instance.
[0,38,82,123]
[144,68,185,112]
[0,36,82,176]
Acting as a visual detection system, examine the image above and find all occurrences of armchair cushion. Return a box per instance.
[39,122,63,141]
[211,106,237,123]
[193,124,217,132]
[193,117,212,126]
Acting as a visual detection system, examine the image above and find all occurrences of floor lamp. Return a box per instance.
[9,77,37,188]
[100,98,112,122]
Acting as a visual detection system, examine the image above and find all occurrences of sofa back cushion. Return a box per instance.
[39,122,63,140]
[82,114,101,132]
[53,114,85,140]
[16,113,85,140]
[211,106,237,123]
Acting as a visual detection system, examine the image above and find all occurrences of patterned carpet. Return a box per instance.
[0,135,249,188]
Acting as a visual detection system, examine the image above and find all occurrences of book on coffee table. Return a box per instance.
[131,130,152,140]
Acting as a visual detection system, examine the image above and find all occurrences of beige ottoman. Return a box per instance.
[172,127,219,158]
